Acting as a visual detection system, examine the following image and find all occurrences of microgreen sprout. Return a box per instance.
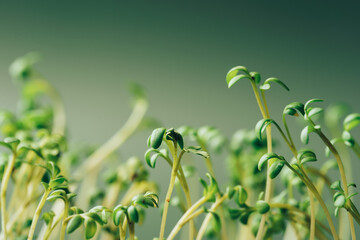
[0,55,360,240]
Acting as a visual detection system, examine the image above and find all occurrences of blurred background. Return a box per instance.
[0,0,360,238]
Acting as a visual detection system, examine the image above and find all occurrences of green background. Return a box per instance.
[0,0,360,238]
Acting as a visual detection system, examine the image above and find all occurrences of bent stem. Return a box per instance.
[59,199,69,240]
[159,142,180,240]
[1,151,17,240]
[177,165,195,239]
[284,162,339,240]
[313,124,356,239]
[309,189,316,240]
[199,143,228,240]
[252,83,273,240]
[167,196,208,240]
[196,193,228,240]
[28,188,51,240]
[283,115,316,240]
[74,98,148,209]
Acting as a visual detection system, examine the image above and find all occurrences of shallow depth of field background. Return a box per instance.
[1,0,360,238]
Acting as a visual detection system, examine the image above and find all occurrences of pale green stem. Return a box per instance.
[196,194,228,240]
[309,189,316,240]
[253,86,273,240]
[59,200,69,240]
[159,142,179,240]
[1,152,17,240]
[177,165,195,239]
[284,162,339,239]
[27,188,51,240]
[199,143,227,240]
[312,124,356,240]
[129,221,135,240]
[167,196,208,240]
[281,116,317,240]
[43,211,63,240]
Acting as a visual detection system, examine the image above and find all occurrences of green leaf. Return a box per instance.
[67,215,83,234]
[297,149,317,164]
[306,107,323,119]
[334,195,346,208]
[228,208,242,219]
[4,137,20,150]
[226,66,250,87]
[209,211,221,233]
[342,131,355,147]
[258,152,280,171]
[227,74,250,88]
[200,173,219,200]
[86,212,104,225]
[255,119,274,140]
[330,181,343,191]
[256,200,270,214]
[49,176,67,189]
[283,102,305,116]
[343,113,360,131]
[148,128,166,149]
[239,211,252,224]
[250,72,261,84]
[144,148,168,168]
[127,205,139,223]
[0,141,12,151]
[144,192,159,208]
[185,146,209,158]
[165,128,184,149]
[85,219,97,239]
[269,160,285,179]
[132,195,148,208]
[225,187,235,199]
[260,78,289,91]
[112,205,126,226]
[234,185,248,206]
[47,189,66,202]
[304,99,324,112]
[346,192,358,201]
[300,125,315,145]
[175,132,184,150]
[42,211,55,225]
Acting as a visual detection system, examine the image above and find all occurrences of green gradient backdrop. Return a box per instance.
[1,0,360,238]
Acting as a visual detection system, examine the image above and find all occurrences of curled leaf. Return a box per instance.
[255,118,275,140]
[144,148,168,168]
[67,215,83,234]
[127,205,139,223]
[148,128,166,149]
[283,102,305,116]
[260,78,289,91]
[256,200,270,214]
[234,185,248,206]
[343,113,360,131]
[300,125,316,145]
[226,66,250,88]
[85,219,97,239]
[269,160,285,179]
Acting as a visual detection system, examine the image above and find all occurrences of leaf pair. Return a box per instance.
[258,153,286,179]
[199,173,219,201]
[226,65,289,92]
[147,128,184,150]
